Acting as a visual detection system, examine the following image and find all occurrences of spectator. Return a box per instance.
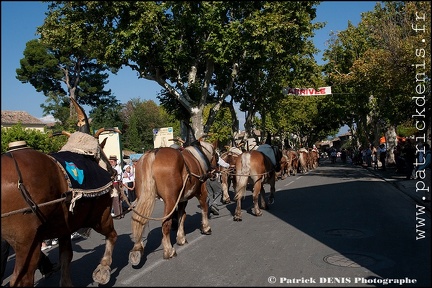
[341,148,347,164]
[402,140,416,179]
[109,155,124,219]
[394,142,405,173]
[365,145,372,167]
[122,164,136,209]
[378,143,387,171]
[416,143,431,202]
[206,155,230,216]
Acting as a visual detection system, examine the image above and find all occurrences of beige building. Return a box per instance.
[1,110,46,132]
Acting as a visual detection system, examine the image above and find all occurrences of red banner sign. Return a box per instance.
[283,86,332,96]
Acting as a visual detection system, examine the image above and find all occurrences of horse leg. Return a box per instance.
[9,241,40,287]
[176,201,189,245]
[252,178,263,216]
[91,226,117,285]
[161,216,177,259]
[233,196,243,221]
[57,235,73,287]
[233,178,246,221]
[268,175,276,205]
[197,186,211,235]
[221,171,231,204]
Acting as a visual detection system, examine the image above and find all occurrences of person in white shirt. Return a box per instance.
[109,155,124,219]
[122,164,136,207]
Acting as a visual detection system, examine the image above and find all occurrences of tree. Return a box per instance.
[1,124,67,154]
[120,99,178,152]
[323,1,431,163]
[17,26,118,129]
[37,1,323,140]
[89,96,123,132]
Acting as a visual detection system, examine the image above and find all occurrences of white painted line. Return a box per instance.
[284,181,294,187]
[121,234,205,285]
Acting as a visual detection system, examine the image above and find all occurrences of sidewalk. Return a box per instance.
[364,164,431,212]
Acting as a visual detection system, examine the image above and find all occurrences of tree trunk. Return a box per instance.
[385,125,397,166]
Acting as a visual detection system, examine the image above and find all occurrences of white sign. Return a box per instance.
[283,86,332,96]
[153,127,174,148]
[98,128,122,165]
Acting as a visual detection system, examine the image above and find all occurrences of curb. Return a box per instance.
[366,166,431,212]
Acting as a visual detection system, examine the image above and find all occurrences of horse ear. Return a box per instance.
[99,137,108,149]
[70,97,90,134]
[212,139,218,150]
[183,121,196,147]
[265,131,272,145]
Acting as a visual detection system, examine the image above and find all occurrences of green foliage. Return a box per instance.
[323,1,431,145]
[18,26,117,126]
[203,105,233,147]
[397,120,418,137]
[120,99,179,152]
[1,124,67,154]
[36,1,325,140]
[89,97,123,132]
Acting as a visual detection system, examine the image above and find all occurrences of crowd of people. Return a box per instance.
[109,155,137,219]
[327,138,430,182]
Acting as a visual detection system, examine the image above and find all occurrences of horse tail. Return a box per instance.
[234,152,251,201]
[131,151,157,244]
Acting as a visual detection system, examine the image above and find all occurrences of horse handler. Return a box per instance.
[206,156,230,216]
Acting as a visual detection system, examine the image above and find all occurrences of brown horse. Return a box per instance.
[1,131,117,287]
[219,146,243,203]
[129,139,217,264]
[298,148,309,173]
[309,149,319,169]
[233,144,282,221]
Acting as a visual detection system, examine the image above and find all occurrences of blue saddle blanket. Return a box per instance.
[257,144,276,167]
[50,151,112,190]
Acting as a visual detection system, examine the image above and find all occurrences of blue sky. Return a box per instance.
[1,1,377,131]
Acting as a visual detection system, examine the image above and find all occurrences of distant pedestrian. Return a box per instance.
[109,155,124,218]
[402,141,416,179]
[378,144,387,170]
[122,164,136,209]
[416,143,431,202]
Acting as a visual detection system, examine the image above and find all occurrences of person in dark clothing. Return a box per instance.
[402,140,416,179]
[378,144,387,170]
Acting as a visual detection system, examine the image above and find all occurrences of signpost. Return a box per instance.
[282,86,332,96]
[98,127,123,166]
[153,127,174,148]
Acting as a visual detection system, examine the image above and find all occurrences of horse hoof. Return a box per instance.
[129,250,142,266]
[233,216,242,221]
[176,237,187,246]
[163,248,177,259]
[200,228,212,235]
[92,264,111,285]
[268,198,274,205]
[255,210,263,216]
[223,199,231,204]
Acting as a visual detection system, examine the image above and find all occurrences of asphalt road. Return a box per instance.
[2,160,431,287]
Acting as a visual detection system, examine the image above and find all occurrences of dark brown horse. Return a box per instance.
[1,98,118,287]
[129,139,217,264]
[1,132,117,286]
[233,144,282,221]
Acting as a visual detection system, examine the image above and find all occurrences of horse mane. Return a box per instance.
[59,132,101,158]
